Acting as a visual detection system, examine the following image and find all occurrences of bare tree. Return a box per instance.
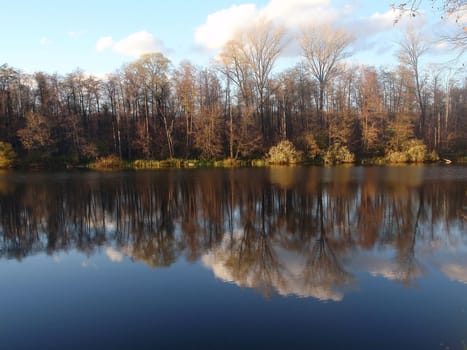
[219,38,260,158]
[238,18,285,140]
[393,0,466,55]
[173,61,198,157]
[219,19,285,146]
[398,29,429,137]
[300,25,354,124]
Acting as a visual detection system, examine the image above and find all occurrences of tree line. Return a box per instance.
[0,22,466,166]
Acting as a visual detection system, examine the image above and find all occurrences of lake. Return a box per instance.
[0,166,465,350]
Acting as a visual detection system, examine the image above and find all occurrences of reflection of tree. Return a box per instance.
[228,225,284,298]
[0,168,464,293]
[224,186,286,298]
[393,188,425,285]
[302,189,352,297]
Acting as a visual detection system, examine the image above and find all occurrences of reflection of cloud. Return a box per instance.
[441,264,467,284]
[202,233,347,301]
[350,251,423,283]
[106,247,124,262]
[81,259,97,269]
[96,31,166,57]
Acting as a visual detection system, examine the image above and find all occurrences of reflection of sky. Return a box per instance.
[442,264,467,284]
[200,227,467,301]
[202,248,345,302]
[105,247,124,262]
[201,231,349,302]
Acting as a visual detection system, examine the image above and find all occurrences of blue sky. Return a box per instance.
[1,0,464,75]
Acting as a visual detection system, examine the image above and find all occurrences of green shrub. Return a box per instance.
[266,140,303,165]
[425,150,440,162]
[323,143,355,165]
[404,139,427,162]
[385,139,438,164]
[133,159,161,169]
[303,133,322,159]
[251,159,267,167]
[385,150,408,163]
[0,142,16,168]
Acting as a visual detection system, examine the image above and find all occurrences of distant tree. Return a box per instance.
[194,69,224,159]
[0,141,16,168]
[356,66,385,154]
[173,61,198,157]
[17,111,55,155]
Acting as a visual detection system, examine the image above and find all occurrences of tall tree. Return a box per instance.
[300,25,353,113]
[398,29,429,138]
[173,61,198,157]
[238,19,285,142]
[300,25,354,129]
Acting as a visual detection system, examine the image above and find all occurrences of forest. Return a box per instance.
[0,22,466,168]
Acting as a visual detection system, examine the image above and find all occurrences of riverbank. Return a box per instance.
[87,155,463,170]
[4,153,466,171]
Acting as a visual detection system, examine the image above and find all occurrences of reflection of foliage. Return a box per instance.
[393,189,425,285]
[223,224,285,299]
[126,234,177,268]
[395,247,422,286]
[0,168,464,292]
[304,238,351,286]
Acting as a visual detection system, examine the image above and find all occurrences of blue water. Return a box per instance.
[0,166,465,349]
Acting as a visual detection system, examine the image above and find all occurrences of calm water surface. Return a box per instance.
[0,166,465,350]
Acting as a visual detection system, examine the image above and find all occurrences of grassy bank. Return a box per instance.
[88,155,466,171]
[88,156,266,170]
[5,153,466,171]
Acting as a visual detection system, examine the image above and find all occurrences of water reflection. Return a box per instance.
[0,167,465,299]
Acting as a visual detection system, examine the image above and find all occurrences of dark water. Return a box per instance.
[0,166,465,350]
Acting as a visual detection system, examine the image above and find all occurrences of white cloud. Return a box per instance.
[446,4,467,25]
[96,36,113,52]
[40,37,52,46]
[264,0,339,28]
[68,30,86,39]
[195,0,348,51]
[194,0,435,61]
[96,31,165,57]
[114,31,162,57]
[195,4,258,50]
